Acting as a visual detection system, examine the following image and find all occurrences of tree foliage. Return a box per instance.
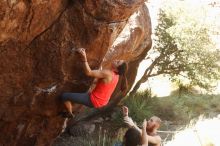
[130,0,220,95]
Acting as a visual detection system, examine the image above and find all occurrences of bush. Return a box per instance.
[113,90,220,126]
[111,90,153,128]
[111,90,220,135]
[81,127,120,146]
[123,91,154,125]
[149,93,220,124]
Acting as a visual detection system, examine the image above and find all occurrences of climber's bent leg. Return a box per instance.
[63,100,74,115]
[61,92,94,108]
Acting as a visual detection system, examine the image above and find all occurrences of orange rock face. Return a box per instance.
[0,0,151,145]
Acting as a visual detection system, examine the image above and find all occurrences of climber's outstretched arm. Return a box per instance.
[77,48,111,80]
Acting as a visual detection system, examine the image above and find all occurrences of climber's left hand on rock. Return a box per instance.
[76,48,87,61]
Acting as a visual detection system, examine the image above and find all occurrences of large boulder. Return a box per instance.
[0,0,151,145]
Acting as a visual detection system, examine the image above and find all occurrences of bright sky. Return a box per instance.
[135,1,220,145]
[133,0,220,97]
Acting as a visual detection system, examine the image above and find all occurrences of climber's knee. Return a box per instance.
[61,93,70,102]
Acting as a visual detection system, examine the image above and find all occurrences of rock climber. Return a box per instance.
[61,48,128,118]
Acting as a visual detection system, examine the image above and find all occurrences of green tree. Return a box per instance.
[130,1,220,95]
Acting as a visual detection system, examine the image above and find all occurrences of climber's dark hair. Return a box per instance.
[124,128,141,146]
[117,62,128,93]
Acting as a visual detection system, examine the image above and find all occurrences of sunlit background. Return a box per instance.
[164,115,220,146]
[134,0,220,145]
[135,0,220,97]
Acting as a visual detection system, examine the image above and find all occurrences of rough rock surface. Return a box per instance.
[0,0,152,145]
